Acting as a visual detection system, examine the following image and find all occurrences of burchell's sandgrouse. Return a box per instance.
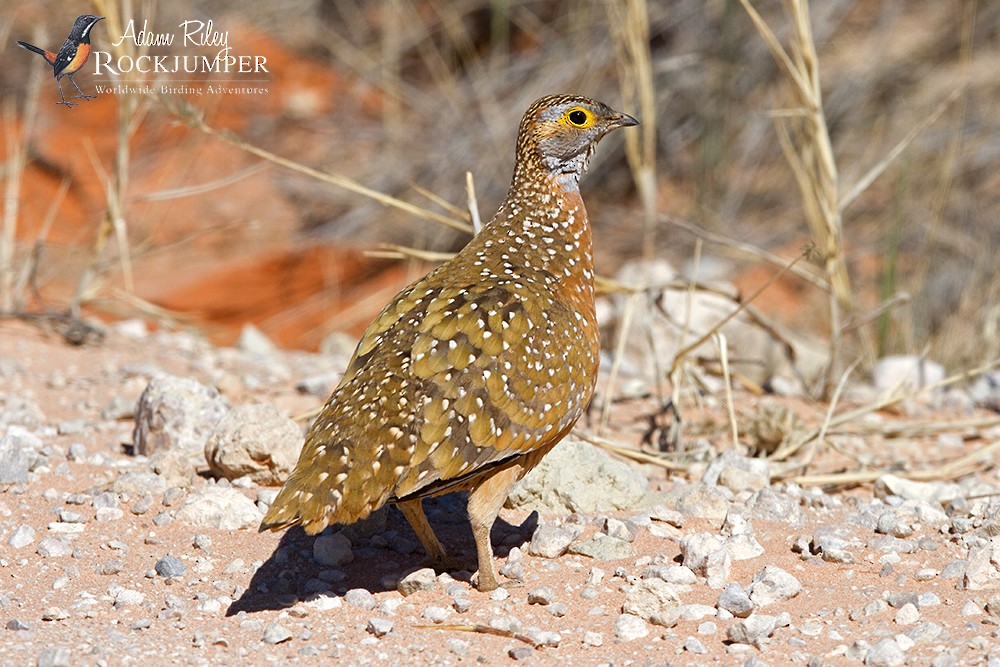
[261,94,638,591]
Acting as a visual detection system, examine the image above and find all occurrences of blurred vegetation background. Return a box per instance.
[2,0,997,376]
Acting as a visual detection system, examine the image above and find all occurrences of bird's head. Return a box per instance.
[516,94,639,181]
[70,15,105,42]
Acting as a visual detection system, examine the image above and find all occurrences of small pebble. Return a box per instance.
[262,622,292,644]
[7,525,35,548]
[366,617,393,637]
[397,567,437,596]
[547,602,568,618]
[155,555,187,578]
[508,647,534,660]
[614,613,649,641]
[423,606,450,624]
[344,588,376,610]
[527,586,554,605]
[684,636,708,654]
[36,647,71,667]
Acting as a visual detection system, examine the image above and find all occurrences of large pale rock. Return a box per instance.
[175,487,263,530]
[621,579,681,627]
[964,537,1000,590]
[602,259,828,390]
[133,375,230,458]
[873,355,945,395]
[204,404,303,484]
[0,426,43,484]
[508,439,653,514]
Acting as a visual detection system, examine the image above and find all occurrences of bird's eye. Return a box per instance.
[566,108,591,127]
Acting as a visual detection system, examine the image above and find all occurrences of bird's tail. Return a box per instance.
[17,40,55,62]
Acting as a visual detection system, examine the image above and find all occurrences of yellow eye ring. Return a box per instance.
[563,107,594,128]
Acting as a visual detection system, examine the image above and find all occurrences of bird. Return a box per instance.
[261,94,638,591]
[17,15,105,108]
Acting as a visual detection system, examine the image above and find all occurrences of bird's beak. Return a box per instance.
[614,112,640,128]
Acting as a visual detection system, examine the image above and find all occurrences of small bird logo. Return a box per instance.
[17,15,105,108]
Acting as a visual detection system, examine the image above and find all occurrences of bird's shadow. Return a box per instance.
[227,492,537,616]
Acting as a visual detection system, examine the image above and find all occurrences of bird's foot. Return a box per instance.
[56,100,77,108]
[73,94,97,100]
[471,568,501,592]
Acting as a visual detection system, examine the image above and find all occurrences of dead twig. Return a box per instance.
[415,623,542,649]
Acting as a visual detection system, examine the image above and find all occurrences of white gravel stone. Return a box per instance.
[960,600,983,617]
[873,355,944,394]
[509,439,652,513]
[727,613,776,647]
[397,567,437,596]
[720,511,765,560]
[583,631,603,647]
[367,617,393,637]
[873,474,959,504]
[422,606,450,623]
[678,604,717,621]
[95,507,124,522]
[964,537,1000,589]
[175,487,263,530]
[684,636,708,654]
[717,582,755,618]
[749,565,802,607]
[7,524,35,548]
[204,404,303,484]
[894,603,920,625]
[864,638,906,666]
[36,538,72,558]
[527,586,555,605]
[680,532,732,586]
[262,622,293,644]
[622,578,681,627]
[528,524,579,558]
[113,588,145,607]
[0,427,42,484]
[614,613,650,641]
[132,374,231,458]
[344,588,376,610]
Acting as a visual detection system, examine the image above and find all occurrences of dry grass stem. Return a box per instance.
[667,247,809,378]
[600,291,640,436]
[659,214,828,290]
[574,430,695,472]
[365,245,454,263]
[465,171,483,235]
[415,623,542,649]
[714,333,740,449]
[839,89,963,212]
[1,60,41,312]
[787,439,1000,490]
[13,178,70,309]
[608,0,657,261]
[739,0,849,397]
[160,97,473,235]
[133,163,271,202]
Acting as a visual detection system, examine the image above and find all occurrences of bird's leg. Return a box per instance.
[466,464,524,592]
[397,498,465,571]
[69,75,96,100]
[55,78,76,107]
